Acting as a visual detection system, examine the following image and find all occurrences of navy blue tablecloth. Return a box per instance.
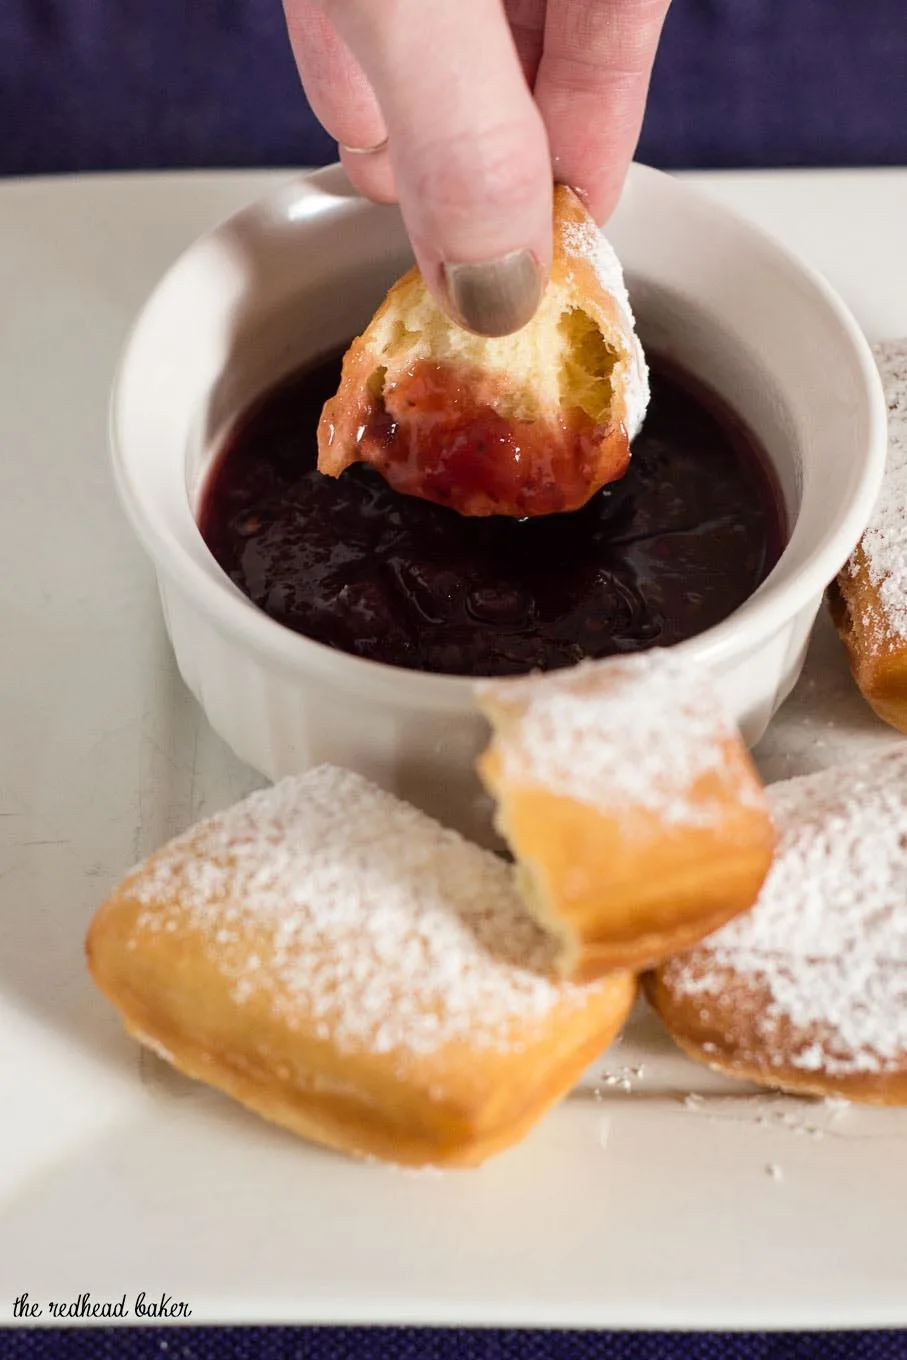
[2,1332,907,1359]
[0,0,905,177]
[2,1,905,1351]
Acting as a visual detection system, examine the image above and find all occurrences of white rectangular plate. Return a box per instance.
[2,169,907,1329]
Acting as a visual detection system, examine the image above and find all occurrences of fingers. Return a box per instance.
[503,0,547,87]
[283,0,395,203]
[321,0,553,336]
[535,0,672,221]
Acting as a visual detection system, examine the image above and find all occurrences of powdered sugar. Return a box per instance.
[560,213,650,441]
[479,650,758,826]
[849,340,907,637]
[126,766,594,1062]
[667,747,907,1074]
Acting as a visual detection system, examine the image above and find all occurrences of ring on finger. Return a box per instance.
[339,135,389,156]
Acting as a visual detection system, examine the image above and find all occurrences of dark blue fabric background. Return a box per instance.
[0,0,905,177]
[3,1332,907,1358]
[1,0,905,1352]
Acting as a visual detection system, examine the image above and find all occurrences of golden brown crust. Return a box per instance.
[317,291,395,478]
[475,654,775,981]
[316,185,648,517]
[828,547,907,733]
[87,896,635,1167]
[85,768,637,1168]
[643,969,907,1106]
[829,340,907,732]
[645,747,907,1107]
[480,747,774,981]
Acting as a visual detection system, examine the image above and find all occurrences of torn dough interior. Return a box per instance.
[317,185,650,519]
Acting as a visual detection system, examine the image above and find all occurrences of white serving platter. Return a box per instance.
[1,168,907,1329]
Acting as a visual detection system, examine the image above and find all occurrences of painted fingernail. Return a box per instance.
[443,250,542,337]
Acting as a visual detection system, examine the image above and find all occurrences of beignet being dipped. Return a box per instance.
[646,749,907,1105]
[829,340,907,731]
[86,765,635,1168]
[476,652,775,982]
[316,185,649,518]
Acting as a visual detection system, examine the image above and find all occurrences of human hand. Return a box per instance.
[284,0,671,336]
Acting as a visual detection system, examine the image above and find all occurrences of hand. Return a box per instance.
[284,0,671,336]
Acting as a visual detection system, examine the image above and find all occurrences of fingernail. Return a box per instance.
[443,250,543,337]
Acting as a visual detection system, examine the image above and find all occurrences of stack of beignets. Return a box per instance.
[87,650,782,1165]
[316,184,649,518]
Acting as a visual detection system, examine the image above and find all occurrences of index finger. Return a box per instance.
[321,0,554,336]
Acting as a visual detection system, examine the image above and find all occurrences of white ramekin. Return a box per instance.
[110,163,887,845]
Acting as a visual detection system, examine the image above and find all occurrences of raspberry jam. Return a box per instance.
[198,352,784,678]
[350,360,628,517]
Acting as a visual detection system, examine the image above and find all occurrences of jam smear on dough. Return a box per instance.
[357,359,629,518]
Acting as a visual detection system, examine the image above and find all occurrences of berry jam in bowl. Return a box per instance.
[198,350,785,680]
[110,164,886,844]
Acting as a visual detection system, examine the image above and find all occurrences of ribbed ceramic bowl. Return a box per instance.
[110,163,887,844]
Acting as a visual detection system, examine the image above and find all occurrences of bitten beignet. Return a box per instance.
[646,749,907,1104]
[86,766,635,1168]
[476,651,775,982]
[830,340,907,730]
[317,185,649,518]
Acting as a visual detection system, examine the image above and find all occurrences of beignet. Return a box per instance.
[86,765,635,1168]
[317,185,649,517]
[646,749,907,1104]
[476,651,775,981]
[830,339,907,730]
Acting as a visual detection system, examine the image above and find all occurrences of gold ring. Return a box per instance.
[339,136,389,156]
